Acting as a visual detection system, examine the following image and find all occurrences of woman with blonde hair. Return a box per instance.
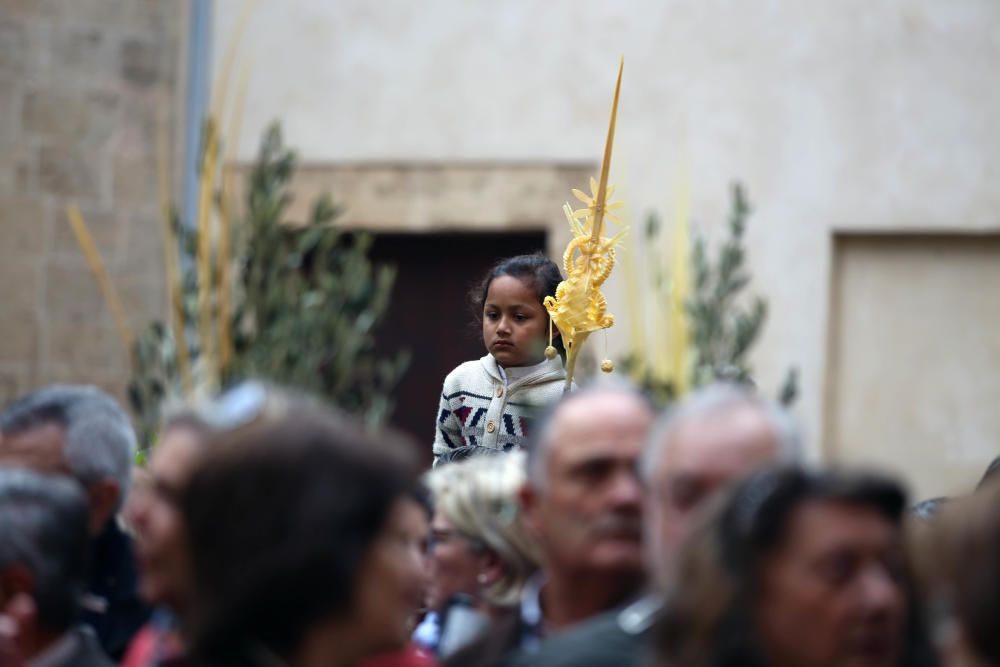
[418,451,540,658]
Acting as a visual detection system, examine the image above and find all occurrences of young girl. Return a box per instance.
[433,253,569,465]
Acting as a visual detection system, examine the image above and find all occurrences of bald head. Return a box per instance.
[526,383,653,490]
[519,383,655,616]
[643,384,800,585]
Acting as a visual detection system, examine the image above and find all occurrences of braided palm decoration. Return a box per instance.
[544,58,628,392]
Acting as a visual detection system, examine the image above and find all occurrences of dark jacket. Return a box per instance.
[506,596,661,667]
[81,520,152,660]
[30,626,115,667]
[444,608,527,667]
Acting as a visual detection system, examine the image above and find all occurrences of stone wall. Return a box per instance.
[0,1,183,405]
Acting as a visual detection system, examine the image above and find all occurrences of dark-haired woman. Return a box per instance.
[180,392,430,667]
[122,411,209,667]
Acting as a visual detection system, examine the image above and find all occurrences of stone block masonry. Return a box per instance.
[0,0,183,407]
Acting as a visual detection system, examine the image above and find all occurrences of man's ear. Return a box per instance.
[85,479,121,535]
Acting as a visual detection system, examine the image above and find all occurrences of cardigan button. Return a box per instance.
[496,387,504,398]
[486,421,496,433]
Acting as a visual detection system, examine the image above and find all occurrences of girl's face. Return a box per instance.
[482,275,551,368]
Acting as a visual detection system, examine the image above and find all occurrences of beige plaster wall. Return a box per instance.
[826,234,1000,498]
[215,1,1000,487]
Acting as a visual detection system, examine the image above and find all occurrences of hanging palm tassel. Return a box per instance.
[544,58,628,391]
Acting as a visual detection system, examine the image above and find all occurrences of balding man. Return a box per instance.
[0,386,150,660]
[512,383,800,667]
[444,383,655,667]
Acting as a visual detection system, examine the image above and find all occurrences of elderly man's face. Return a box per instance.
[0,423,115,534]
[648,406,780,583]
[524,392,653,577]
[0,424,72,477]
[754,501,906,667]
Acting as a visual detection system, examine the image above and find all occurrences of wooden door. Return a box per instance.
[370,231,547,467]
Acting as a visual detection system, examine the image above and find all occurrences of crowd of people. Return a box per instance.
[0,378,997,667]
[0,251,997,667]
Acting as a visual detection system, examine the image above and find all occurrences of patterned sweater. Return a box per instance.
[433,354,567,463]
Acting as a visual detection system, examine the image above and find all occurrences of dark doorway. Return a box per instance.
[369,231,548,466]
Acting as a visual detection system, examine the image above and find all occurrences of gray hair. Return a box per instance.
[524,378,653,489]
[0,468,90,632]
[0,385,137,498]
[640,383,802,483]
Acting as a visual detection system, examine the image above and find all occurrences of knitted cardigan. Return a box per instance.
[433,354,567,463]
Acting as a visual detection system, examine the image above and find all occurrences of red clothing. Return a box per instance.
[360,645,438,667]
[121,624,157,667]
[121,621,190,667]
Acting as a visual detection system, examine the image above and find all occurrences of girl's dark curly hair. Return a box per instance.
[469,252,565,357]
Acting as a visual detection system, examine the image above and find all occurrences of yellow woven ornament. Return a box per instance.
[544,58,628,391]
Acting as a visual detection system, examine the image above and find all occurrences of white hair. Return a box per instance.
[1,385,137,499]
[640,382,802,483]
[427,451,540,606]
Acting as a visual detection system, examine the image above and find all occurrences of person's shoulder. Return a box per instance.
[444,608,523,667]
[62,627,117,667]
[508,608,641,667]
[442,356,499,390]
[442,359,486,385]
[517,375,566,402]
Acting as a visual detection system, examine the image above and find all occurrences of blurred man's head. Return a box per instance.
[657,468,925,667]
[976,455,1000,490]
[0,385,137,534]
[643,383,800,584]
[752,474,908,667]
[930,479,1000,667]
[0,469,90,659]
[521,383,654,585]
